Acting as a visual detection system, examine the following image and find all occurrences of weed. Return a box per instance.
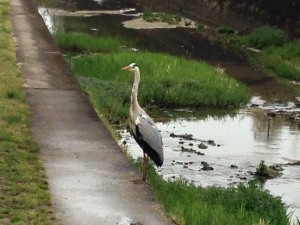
[173,14,182,23]
[248,26,289,49]
[221,29,300,81]
[6,90,15,98]
[197,23,205,31]
[68,50,250,109]
[142,11,182,25]
[261,40,300,80]
[142,10,157,22]
[256,160,268,176]
[159,13,174,24]
[218,25,234,34]
[134,159,290,225]
[53,32,132,53]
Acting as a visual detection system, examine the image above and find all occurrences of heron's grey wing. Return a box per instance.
[136,115,164,165]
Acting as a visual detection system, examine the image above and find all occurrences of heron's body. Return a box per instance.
[122,63,164,181]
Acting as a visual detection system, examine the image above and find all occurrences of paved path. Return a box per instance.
[9,0,172,224]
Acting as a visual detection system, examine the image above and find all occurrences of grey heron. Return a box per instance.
[121,63,164,181]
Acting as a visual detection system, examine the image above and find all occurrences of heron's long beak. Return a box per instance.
[121,66,131,71]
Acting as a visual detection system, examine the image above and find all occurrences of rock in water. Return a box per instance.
[198,143,207,149]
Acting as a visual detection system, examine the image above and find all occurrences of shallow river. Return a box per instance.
[119,98,300,219]
[36,0,300,221]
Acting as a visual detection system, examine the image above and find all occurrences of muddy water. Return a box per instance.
[36,0,300,221]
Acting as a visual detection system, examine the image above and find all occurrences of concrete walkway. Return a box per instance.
[9,0,173,224]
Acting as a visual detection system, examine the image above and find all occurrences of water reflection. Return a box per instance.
[120,108,300,219]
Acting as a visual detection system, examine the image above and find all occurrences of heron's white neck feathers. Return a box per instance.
[131,67,140,109]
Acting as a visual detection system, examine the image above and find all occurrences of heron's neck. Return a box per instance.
[131,68,140,109]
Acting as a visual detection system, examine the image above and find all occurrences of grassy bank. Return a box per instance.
[222,26,300,81]
[54,32,251,124]
[0,1,53,224]
[262,41,300,80]
[54,32,133,53]
[134,159,292,225]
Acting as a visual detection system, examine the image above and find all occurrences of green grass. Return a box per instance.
[0,1,53,224]
[223,26,289,50]
[217,25,234,34]
[262,41,300,80]
[222,27,300,81]
[65,49,250,123]
[247,26,289,50]
[134,159,292,225]
[53,32,133,53]
[256,160,268,176]
[142,11,182,24]
[142,10,157,22]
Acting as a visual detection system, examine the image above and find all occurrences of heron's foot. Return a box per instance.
[131,178,147,185]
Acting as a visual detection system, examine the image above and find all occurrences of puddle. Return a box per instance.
[120,104,300,220]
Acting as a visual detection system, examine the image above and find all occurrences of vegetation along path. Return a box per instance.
[8,0,173,224]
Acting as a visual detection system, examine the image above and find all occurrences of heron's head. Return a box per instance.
[121,63,138,72]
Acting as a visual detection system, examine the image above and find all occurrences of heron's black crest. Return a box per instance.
[132,63,137,68]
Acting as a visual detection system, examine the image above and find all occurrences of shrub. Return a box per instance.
[261,41,300,80]
[53,32,129,53]
[217,25,234,34]
[197,23,205,30]
[142,11,157,22]
[256,160,268,176]
[159,13,174,24]
[173,14,182,23]
[248,26,289,49]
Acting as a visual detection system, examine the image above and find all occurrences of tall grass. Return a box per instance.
[66,50,250,123]
[0,1,53,223]
[142,10,157,22]
[262,41,300,80]
[134,159,291,225]
[247,26,289,50]
[69,51,250,106]
[53,32,133,53]
[217,25,234,34]
[222,27,300,80]
[142,11,182,24]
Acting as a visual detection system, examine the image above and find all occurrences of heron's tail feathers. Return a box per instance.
[148,149,164,167]
[143,142,164,167]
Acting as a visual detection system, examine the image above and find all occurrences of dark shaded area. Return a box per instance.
[132,0,300,38]
[230,0,300,20]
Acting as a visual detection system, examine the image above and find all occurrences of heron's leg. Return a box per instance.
[142,151,146,181]
[144,154,149,181]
